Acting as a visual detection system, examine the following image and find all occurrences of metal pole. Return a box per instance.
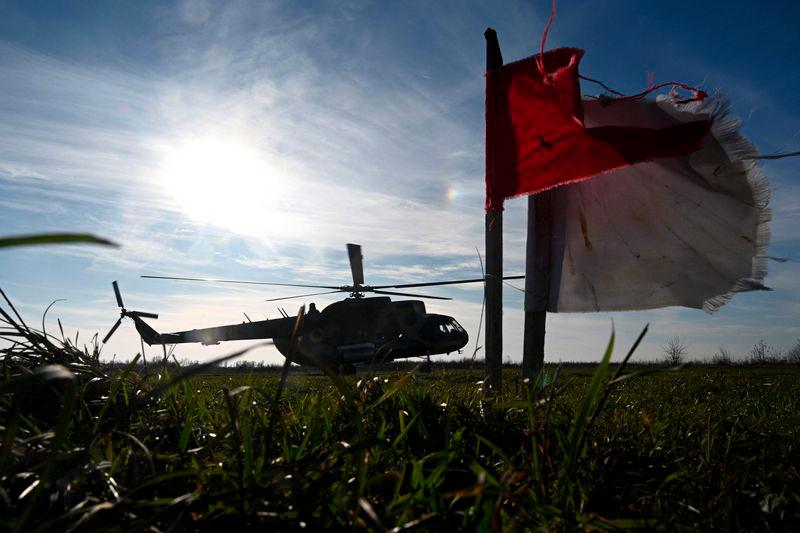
[522,190,552,382]
[484,28,503,395]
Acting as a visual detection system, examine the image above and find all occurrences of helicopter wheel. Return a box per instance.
[341,363,357,375]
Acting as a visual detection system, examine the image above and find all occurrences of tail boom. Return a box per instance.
[133,316,295,346]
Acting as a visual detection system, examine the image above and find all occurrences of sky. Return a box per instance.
[1,0,798,365]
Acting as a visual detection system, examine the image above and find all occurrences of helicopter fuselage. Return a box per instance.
[133,296,468,367]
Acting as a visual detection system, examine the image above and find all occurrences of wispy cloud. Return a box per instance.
[2,1,797,364]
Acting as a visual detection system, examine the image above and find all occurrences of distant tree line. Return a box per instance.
[662,337,800,366]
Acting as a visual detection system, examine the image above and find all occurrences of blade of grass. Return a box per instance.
[560,327,615,513]
[268,306,305,437]
[144,342,271,403]
[0,233,117,248]
[541,364,562,473]
[566,329,614,453]
[585,323,649,436]
[223,387,246,515]
[92,354,141,433]
[41,299,66,343]
[369,363,423,410]
[13,365,77,533]
[0,287,31,336]
[471,247,486,368]
[177,394,196,452]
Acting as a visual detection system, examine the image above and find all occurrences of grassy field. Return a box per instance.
[2,304,799,531]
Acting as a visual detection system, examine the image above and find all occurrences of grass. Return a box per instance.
[2,296,799,531]
[0,233,116,249]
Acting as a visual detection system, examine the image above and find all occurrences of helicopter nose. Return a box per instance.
[458,329,469,349]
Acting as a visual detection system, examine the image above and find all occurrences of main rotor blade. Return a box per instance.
[127,311,159,319]
[265,290,343,302]
[371,289,451,300]
[370,274,524,290]
[112,280,124,308]
[102,318,123,344]
[142,275,339,290]
[347,243,364,286]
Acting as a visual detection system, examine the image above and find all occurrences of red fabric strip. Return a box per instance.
[485,48,712,211]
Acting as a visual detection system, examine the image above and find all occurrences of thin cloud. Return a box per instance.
[1,2,796,364]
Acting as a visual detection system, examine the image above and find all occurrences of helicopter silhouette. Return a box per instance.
[103,244,523,374]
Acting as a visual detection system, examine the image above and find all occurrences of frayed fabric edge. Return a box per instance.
[662,93,772,314]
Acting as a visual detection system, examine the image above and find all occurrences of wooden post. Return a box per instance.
[484,28,504,395]
[522,190,552,382]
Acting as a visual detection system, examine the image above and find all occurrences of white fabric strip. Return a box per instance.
[539,95,770,313]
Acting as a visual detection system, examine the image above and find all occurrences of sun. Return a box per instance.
[156,136,295,236]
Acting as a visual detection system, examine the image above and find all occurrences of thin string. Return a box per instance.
[580,75,707,105]
[535,0,558,84]
[613,81,707,104]
[578,74,624,96]
[536,0,705,107]
[748,150,800,161]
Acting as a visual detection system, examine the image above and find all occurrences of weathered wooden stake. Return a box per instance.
[522,190,552,381]
[484,28,504,395]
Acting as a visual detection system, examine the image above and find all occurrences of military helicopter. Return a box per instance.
[102,244,523,374]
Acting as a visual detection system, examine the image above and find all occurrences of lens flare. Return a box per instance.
[445,184,457,203]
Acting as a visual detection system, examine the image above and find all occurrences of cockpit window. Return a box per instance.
[421,316,466,341]
[438,319,464,335]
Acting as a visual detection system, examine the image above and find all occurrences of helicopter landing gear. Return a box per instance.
[420,355,433,374]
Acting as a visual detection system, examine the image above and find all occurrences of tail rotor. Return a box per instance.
[102,281,159,344]
[113,280,124,308]
[102,317,124,344]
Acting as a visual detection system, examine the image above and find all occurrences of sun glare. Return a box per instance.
[157,137,295,236]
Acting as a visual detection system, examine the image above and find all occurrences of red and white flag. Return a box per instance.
[485,48,711,210]
[486,48,770,313]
